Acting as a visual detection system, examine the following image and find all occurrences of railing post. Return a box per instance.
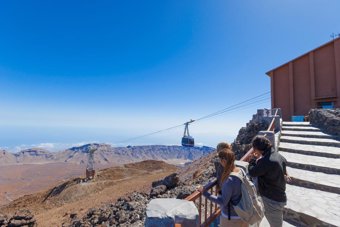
[204,196,208,224]
[199,194,202,226]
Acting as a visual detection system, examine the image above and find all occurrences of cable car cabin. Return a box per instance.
[182,136,194,147]
[182,120,195,147]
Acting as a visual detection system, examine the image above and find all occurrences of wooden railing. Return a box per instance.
[184,180,220,226]
[268,108,279,132]
[184,108,281,227]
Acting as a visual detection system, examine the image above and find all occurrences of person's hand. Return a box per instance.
[253,151,263,160]
[285,175,292,183]
[243,152,254,162]
[197,186,204,193]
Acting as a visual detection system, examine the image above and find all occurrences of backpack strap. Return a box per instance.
[228,201,231,220]
[229,169,245,182]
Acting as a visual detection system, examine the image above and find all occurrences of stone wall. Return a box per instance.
[309,109,340,136]
[231,109,274,159]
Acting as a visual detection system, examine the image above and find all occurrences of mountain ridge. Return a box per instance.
[0,144,214,166]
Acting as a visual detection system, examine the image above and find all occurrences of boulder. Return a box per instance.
[0,214,7,226]
[152,173,179,189]
[7,210,36,227]
[145,198,199,227]
[309,109,340,136]
[150,185,167,198]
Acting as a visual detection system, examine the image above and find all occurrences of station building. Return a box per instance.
[266,37,340,121]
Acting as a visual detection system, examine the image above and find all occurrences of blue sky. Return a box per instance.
[1,1,339,151]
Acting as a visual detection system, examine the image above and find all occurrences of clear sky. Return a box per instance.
[1,1,339,151]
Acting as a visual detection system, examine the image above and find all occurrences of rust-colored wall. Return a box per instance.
[293,55,311,115]
[314,43,336,98]
[268,38,340,121]
[273,65,291,121]
[335,38,340,107]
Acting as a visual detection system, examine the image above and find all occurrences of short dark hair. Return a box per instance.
[252,136,272,154]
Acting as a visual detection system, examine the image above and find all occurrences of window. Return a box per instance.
[317,101,334,109]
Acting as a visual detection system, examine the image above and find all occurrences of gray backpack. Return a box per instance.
[230,169,264,225]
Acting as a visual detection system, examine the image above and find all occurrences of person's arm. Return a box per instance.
[202,190,223,206]
[248,157,268,177]
[202,179,233,207]
[283,158,287,175]
[282,156,292,182]
[198,185,223,206]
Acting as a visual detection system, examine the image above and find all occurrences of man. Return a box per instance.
[248,136,288,227]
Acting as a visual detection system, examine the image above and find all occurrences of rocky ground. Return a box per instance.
[0,210,36,227]
[0,160,178,227]
[61,151,218,227]
[0,147,249,226]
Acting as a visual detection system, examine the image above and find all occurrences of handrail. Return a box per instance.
[267,108,279,132]
[185,179,220,226]
[185,108,282,227]
[240,147,254,162]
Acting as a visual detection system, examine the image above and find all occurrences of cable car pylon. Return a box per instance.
[182,119,195,147]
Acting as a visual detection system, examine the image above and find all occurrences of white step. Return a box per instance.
[282,126,321,132]
[281,130,333,139]
[280,151,340,174]
[286,185,340,226]
[287,167,340,188]
[258,217,295,227]
[279,142,340,158]
[282,122,311,127]
[280,136,340,148]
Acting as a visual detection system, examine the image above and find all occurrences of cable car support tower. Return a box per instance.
[86,146,97,180]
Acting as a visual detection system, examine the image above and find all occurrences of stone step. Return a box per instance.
[280,151,340,174]
[282,122,312,127]
[282,221,297,227]
[281,130,333,139]
[282,126,321,132]
[284,185,340,227]
[280,136,340,148]
[259,216,295,227]
[279,142,340,158]
[286,167,340,194]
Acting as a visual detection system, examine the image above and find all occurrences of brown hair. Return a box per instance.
[216,142,231,152]
[218,146,236,184]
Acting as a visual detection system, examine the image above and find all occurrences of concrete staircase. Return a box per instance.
[279,122,340,227]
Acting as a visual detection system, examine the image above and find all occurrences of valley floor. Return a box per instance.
[0,161,178,227]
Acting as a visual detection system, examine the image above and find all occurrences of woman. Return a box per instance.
[199,144,248,227]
